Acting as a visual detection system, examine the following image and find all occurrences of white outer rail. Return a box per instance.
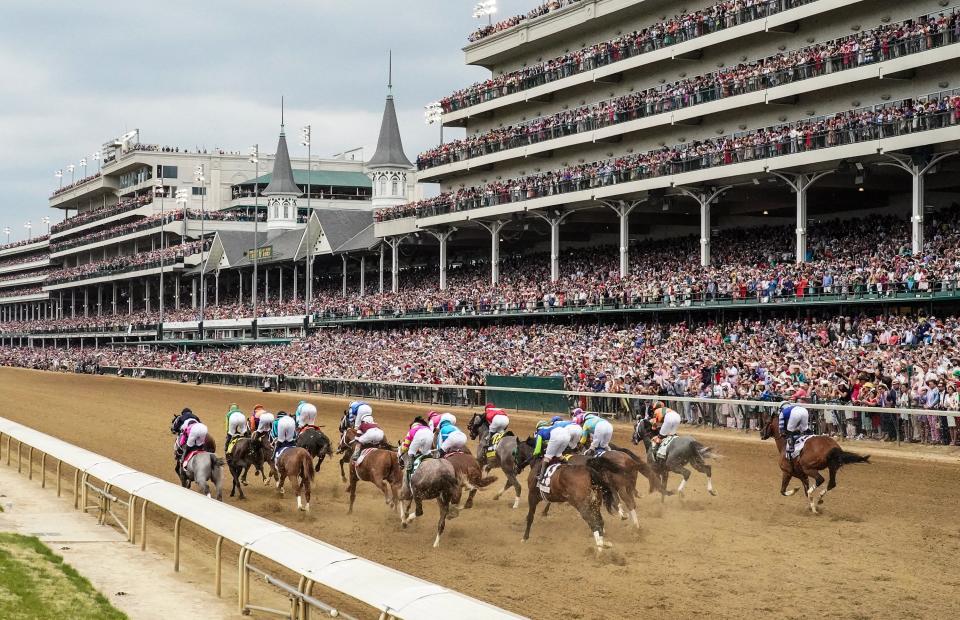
[0,416,525,620]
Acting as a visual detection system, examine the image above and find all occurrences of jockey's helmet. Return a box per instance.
[653,401,666,411]
[300,403,317,418]
[550,415,563,424]
[181,407,193,416]
[440,412,457,426]
[571,407,584,418]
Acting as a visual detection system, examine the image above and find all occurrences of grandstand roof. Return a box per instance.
[367,94,413,170]
[313,208,377,253]
[240,169,372,188]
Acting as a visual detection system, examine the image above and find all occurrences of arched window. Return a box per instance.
[391,177,399,195]
[284,204,289,219]
[379,177,387,196]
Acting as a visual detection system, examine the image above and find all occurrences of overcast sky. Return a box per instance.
[0,0,537,239]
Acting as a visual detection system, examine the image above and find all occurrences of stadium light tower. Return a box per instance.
[249,144,260,324]
[425,101,444,143]
[67,164,75,186]
[473,0,497,24]
[24,221,32,241]
[55,170,63,189]
[41,216,50,235]
[80,158,88,179]
[301,124,313,318]
[92,151,101,173]
[194,164,206,325]
[3,227,10,244]
[154,181,166,328]
[175,188,189,244]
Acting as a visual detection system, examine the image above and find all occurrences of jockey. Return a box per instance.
[426,410,443,432]
[171,407,199,436]
[352,412,385,463]
[574,410,614,456]
[177,418,208,469]
[481,404,510,451]
[249,404,267,435]
[650,402,681,456]
[297,403,319,430]
[225,404,249,452]
[565,410,584,452]
[353,404,374,430]
[400,417,434,478]
[533,418,572,484]
[778,392,811,459]
[274,411,298,461]
[436,413,467,455]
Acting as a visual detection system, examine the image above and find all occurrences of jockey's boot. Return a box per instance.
[350,443,362,464]
[537,457,558,486]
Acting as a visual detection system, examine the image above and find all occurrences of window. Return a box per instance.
[283,205,289,219]
[119,166,151,190]
[156,165,178,180]
[391,179,399,195]
[191,186,206,196]
[378,177,386,196]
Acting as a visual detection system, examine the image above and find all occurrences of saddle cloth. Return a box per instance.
[354,447,376,466]
[275,445,294,464]
[183,449,204,468]
[442,449,465,459]
[226,436,242,456]
[537,463,562,495]
[412,454,432,475]
[789,434,814,460]
[655,435,678,460]
[486,432,506,459]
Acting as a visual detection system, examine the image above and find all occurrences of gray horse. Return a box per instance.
[632,417,717,502]
[398,454,462,548]
[467,413,525,509]
[180,451,225,501]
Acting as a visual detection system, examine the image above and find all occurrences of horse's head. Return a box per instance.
[169,414,179,435]
[759,413,777,441]
[466,413,484,440]
[632,417,649,445]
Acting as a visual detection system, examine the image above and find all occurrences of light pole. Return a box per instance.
[194,164,206,324]
[176,187,188,245]
[24,221,32,241]
[424,101,444,146]
[301,125,312,317]
[92,151,100,173]
[3,227,10,244]
[249,144,260,324]
[80,158,87,179]
[55,170,63,189]
[67,164,75,186]
[41,217,50,236]
[473,0,497,25]
[154,181,166,325]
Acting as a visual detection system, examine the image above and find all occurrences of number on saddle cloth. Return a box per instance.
[485,432,506,459]
[537,462,563,495]
[226,436,241,456]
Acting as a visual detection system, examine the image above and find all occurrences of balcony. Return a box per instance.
[0,237,49,260]
[0,258,49,277]
[421,30,960,181]
[0,273,48,289]
[48,173,119,209]
[444,0,863,125]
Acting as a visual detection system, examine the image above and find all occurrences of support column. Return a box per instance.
[84,289,89,318]
[385,236,407,294]
[427,228,455,291]
[265,268,270,304]
[378,244,385,294]
[293,264,298,301]
[128,282,133,315]
[174,273,181,310]
[602,200,641,277]
[359,256,366,297]
[676,186,732,267]
[879,151,958,255]
[145,279,151,313]
[531,210,575,282]
[112,283,118,315]
[71,290,76,319]
[278,267,283,303]
[191,278,197,310]
[215,271,220,307]
[771,170,833,263]
[97,286,103,316]
[341,255,348,297]
[477,220,506,285]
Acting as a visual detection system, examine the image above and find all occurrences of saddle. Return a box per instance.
[787,434,814,460]
[442,449,465,459]
[537,463,563,496]
[354,447,377,466]
[226,436,242,456]
[274,444,294,464]
[182,449,204,468]
[655,435,678,461]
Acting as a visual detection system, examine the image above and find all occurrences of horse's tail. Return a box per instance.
[299,451,315,488]
[475,473,498,488]
[691,441,719,460]
[214,456,226,467]
[611,445,662,494]
[828,447,870,468]
[585,458,619,515]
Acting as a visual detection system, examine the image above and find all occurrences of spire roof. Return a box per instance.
[367,52,413,170]
[263,126,301,196]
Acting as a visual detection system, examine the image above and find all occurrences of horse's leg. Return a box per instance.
[434,498,449,548]
[338,453,349,483]
[213,466,223,502]
[577,501,608,552]
[690,456,717,496]
[277,466,286,497]
[673,466,692,498]
[801,467,823,514]
[240,463,251,486]
[522,486,541,542]
[347,470,358,515]
[780,470,799,496]
[659,470,670,503]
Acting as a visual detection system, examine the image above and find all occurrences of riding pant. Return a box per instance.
[298,408,317,427]
[186,423,208,449]
[488,414,509,434]
[256,413,275,434]
[228,412,248,436]
[659,409,682,437]
[565,423,583,450]
[275,415,297,443]
[356,427,385,446]
[440,430,467,453]
[590,419,614,450]
[544,426,571,459]
[407,427,434,459]
[786,406,810,433]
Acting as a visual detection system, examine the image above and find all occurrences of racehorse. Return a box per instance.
[337,427,393,482]
[522,455,622,553]
[297,427,334,472]
[760,413,870,514]
[226,433,272,499]
[562,448,653,529]
[442,451,497,509]
[345,429,402,514]
[633,418,718,502]
[179,450,224,500]
[467,413,524,509]
[398,454,462,548]
[275,446,316,512]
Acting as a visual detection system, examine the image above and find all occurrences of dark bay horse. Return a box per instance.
[761,414,870,514]
[563,449,653,529]
[443,451,497,509]
[297,427,333,472]
[467,413,524,509]
[633,418,718,501]
[226,433,272,499]
[522,456,622,552]
[398,455,462,548]
[275,446,316,512]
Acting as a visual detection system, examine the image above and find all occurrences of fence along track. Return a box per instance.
[0,416,524,620]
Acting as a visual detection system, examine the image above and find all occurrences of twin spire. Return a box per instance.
[368,49,413,170]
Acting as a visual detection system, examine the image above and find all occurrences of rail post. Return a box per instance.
[140,500,148,551]
[56,459,62,496]
[73,469,80,509]
[215,536,224,597]
[173,515,182,572]
[40,452,46,488]
[17,440,22,473]
[27,446,34,480]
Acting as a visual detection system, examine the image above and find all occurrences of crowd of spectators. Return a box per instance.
[424,8,960,170]
[3,312,959,445]
[45,240,208,285]
[0,253,48,270]
[0,286,42,300]
[386,92,960,221]
[0,270,48,285]
[51,172,102,197]
[51,195,153,235]
[0,235,50,253]
[445,0,816,112]
[468,0,584,42]
[0,311,158,335]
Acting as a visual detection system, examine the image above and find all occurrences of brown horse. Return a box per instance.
[345,437,402,514]
[564,448,655,529]
[226,433,271,500]
[442,452,497,509]
[337,427,393,482]
[398,455,462,548]
[522,456,621,552]
[761,414,870,514]
[275,446,316,512]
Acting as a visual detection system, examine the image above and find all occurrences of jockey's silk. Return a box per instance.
[401,424,428,453]
[484,407,506,424]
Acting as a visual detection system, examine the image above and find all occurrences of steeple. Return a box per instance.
[367,51,413,170]
[264,98,301,230]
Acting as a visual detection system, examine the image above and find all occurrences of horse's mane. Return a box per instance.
[412,416,429,427]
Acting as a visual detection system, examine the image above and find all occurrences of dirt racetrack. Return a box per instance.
[2,368,959,620]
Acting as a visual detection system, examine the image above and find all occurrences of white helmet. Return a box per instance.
[357,404,373,419]
[300,403,317,418]
[440,412,456,426]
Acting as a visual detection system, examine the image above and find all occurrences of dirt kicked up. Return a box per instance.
[2,368,959,620]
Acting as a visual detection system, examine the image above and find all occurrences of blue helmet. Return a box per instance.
[550,415,563,424]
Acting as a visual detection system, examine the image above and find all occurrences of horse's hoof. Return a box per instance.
[603,541,613,549]
[678,490,685,498]
[241,480,249,487]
